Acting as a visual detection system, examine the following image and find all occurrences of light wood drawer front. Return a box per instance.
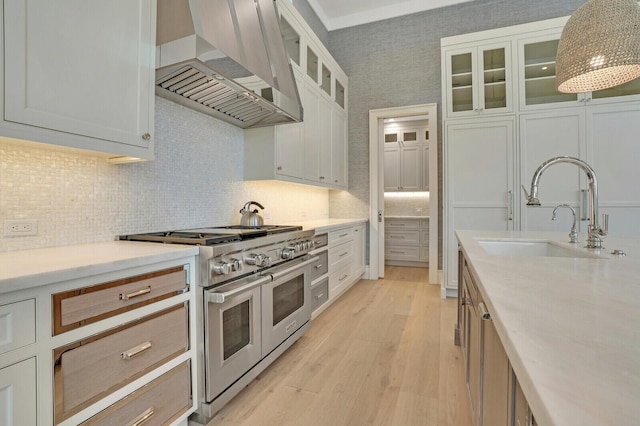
[385,230,420,246]
[329,242,353,272]
[311,278,329,312]
[385,246,420,261]
[310,250,328,281]
[80,361,192,426]
[328,227,354,246]
[53,266,188,335]
[0,298,36,355]
[385,219,419,230]
[54,304,189,423]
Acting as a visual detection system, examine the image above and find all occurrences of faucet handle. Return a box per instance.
[601,213,609,236]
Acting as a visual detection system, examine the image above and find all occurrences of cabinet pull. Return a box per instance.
[478,302,491,321]
[314,264,324,269]
[121,341,152,360]
[119,286,151,300]
[389,235,405,238]
[141,133,151,141]
[339,274,348,282]
[126,407,155,426]
[315,293,324,299]
[507,190,513,221]
[390,251,404,254]
[339,251,349,257]
[339,233,349,237]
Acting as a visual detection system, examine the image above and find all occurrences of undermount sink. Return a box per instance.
[476,239,600,258]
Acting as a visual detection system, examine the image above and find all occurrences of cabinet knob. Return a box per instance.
[142,133,151,141]
[319,176,325,180]
[277,166,283,170]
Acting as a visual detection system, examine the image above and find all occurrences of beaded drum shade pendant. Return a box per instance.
[556,0,640,93]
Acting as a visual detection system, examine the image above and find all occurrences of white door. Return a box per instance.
[519,110,587,234]
[0,358,37,426]
[444,118,516,290]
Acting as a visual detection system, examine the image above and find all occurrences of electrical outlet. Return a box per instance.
[4,220,38,237]
[415,207,423,213]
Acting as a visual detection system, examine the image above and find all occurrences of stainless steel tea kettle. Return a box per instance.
[239,201,265,227]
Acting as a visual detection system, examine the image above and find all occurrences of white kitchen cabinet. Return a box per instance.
[0,358,37,426]
[0,0,156,160]
[353,224,366,278]
[422,145,430,191]
[518,31,640,112]
[442,41,513,119]
[444,118,516,292]
[384,127,421,146]
[385,218,428,267]
[245,0,348,190]
[384,145,421,192]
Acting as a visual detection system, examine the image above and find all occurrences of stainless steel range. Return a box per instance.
[120,225,323,423]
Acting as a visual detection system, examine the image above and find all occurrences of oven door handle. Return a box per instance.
[206,275,272,304]
[269,255,319,281]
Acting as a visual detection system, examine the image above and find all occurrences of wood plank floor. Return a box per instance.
[204,266,471,426]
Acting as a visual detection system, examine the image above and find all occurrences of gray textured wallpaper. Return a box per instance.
[325,0,585,267]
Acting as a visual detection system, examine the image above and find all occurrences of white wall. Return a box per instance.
[0,97,329,252]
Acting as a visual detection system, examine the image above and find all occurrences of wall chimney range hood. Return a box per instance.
[156,0,302,128]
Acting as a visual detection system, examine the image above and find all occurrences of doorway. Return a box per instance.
[368,104,439,285]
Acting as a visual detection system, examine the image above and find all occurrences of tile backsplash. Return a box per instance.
[384,192,430,217]
[0,97,329,252]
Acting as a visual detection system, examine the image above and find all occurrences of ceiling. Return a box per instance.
[307,0,476,31]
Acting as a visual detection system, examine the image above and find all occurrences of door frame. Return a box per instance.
[368,103,439,284]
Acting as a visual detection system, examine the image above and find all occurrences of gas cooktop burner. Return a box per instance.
[119,224,303,246]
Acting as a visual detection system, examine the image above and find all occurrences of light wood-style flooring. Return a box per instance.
[206,266,471,426]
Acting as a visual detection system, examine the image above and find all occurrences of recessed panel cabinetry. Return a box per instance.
[0,0,156,160]
[384,123,430,192]
[245,0,348,190]
[384,218,429,267]
[0,254,197,425]
[442,15,640,297]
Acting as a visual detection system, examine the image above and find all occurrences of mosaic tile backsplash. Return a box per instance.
[0,97,329,252]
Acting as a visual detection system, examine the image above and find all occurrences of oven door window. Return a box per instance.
[272,274,305,326]
[223,301,251,359]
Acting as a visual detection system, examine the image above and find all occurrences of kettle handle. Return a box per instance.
[247,201,264,210]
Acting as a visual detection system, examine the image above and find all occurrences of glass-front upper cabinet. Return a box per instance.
[280,16,300,68]
[306,46,319,83]
[335,79,345,109]
[443,41,513,118]
[519,33,640,111]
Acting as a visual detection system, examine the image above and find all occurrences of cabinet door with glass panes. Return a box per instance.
[518,33,640,111]
[443,41,513,118]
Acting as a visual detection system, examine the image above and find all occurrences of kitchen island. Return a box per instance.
[456,230,640,425]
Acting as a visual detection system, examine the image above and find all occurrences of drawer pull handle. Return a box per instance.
[120,286,151,300]
[315,293,324,299]
[315,264,324,269]
[389,236,405,238]
[121,341,152,360]
[339,274,348,282]
[126,407,155,426]
[390,251,404,254]
[339,252,349,257]
[339,233,349,237]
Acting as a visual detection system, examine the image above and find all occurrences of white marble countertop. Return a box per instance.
[0,241,199,295]
[293,218,368,233]
[456,230,640,426]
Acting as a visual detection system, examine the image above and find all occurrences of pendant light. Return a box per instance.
[556,0,640,93]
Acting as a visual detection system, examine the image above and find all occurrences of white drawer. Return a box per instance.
[419,219,429,229]
[385,245,421,262]
[0,299,36,355]
[385,230,420,246]
[329,263,352,296]
[420,246,429,262]
[328,227,354,246]
[329,241,353,272]
[385,219,420,230]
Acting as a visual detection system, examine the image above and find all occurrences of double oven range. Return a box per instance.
[121,224,323,422]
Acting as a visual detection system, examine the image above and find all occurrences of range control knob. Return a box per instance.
[281,249,294,259]
[229,258,242,271]
[245,253,270,267]
[211,261,231,275]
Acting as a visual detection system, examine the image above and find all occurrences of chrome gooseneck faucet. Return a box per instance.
[523,156,608,249]
[552,204,578,244]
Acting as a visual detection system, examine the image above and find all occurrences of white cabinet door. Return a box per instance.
[353,224,365,277]
[519,110,587,233]
[443,41,513,119]
[384,147,401,192]
[318,96,333,184]
[3,0,155,158]
[587,103,640,237]
[422,145,430,191]
[444,119,516,290]
[400,146,421,191]
[331,108,348,188]
[0,358,37,426]
[303,83,321,182]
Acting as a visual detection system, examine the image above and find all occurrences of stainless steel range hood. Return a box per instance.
[156,0,302,128]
